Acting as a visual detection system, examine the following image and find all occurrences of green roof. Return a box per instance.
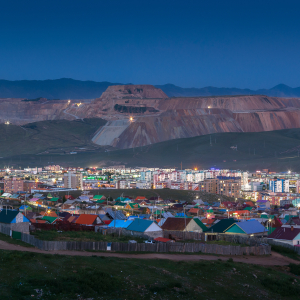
[114,202,126,207]
[47,193,52,198]
[206,209,214,213]
[261,214,274,219]
[243,207,253,211]
[49,197,59,202]
[0,210,20,223]
[95,200,105,204]
[93,195,104,200]
[42,216,57,223]
[193,218,208,232]
[206,219,236,233]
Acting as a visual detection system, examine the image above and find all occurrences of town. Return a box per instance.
[0,165,300,247]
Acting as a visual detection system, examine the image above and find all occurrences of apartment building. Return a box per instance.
[63,172,83,189]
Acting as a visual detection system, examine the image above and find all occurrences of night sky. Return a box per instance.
[1,0,299,88]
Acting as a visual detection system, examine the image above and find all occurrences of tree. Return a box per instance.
[62,195,67,203]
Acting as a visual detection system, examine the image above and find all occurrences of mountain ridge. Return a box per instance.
[0,78,300,99]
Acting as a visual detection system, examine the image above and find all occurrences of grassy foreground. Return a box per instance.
[32,231,145,243]
[0,250,300,300]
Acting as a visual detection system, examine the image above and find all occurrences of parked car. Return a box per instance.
[144,240,156,244]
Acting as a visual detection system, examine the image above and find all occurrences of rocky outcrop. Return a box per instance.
[1,85,300,149]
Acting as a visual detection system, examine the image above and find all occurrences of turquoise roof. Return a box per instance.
[126,219,158,232]
[107,219,133,228]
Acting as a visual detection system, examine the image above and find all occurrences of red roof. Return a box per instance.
[75,214,98,225]
[135,196,147,201]
[268,227,300,240]
[154,237,172,243]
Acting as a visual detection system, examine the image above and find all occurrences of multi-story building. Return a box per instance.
[199,179,219,194]
[218,177,241,199]
[269,179,289,193]
[63,172,83,189]
[4,178,24,193]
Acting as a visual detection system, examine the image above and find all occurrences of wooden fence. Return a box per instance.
[0,224,270,255]
[163,230,204,240]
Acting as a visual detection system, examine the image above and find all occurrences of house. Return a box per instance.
[92,195,106,201]
[206,219,236,234]
[161,217,205,232]
[107,219,133,229]
[135,196,148,201]
[125,203,140,210]
[268,227,300,245]
[193,218,207,232]
[189,208,201,215]
[42,216,57,224]
[245,201,255,207]
[104,208,126,220]
[126,219,162,234]
[201,218,215,227]
[224,220,267,237]
[75,214,102,225]
[19,205,32,212]
[47,197,59,205]
[256,200,270,210]
[0,210,30,232]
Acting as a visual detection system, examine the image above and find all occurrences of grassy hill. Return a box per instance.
[0,118,106,157]
[1,250,300,299]
[2,121,300,171]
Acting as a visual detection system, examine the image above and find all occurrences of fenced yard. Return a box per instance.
[0,224,271,255]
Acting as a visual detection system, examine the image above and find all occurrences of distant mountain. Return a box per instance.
[0,78,127,99]
[0,78,300,99]
[155,83,300,98]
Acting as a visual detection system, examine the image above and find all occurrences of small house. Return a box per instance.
[268,227,300,245]
[161,217,205,232]
[0,210,30,232]
[126,218,162,234]
[224,220,267,237]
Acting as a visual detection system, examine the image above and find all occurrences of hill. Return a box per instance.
[0,250,299,299]
[2,126,300,171]
[0,118,106,157]
[1,79,300,99]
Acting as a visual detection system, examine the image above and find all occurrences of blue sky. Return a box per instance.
[0,0,299,88]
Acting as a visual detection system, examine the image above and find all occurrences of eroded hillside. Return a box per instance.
[1,85,300,149]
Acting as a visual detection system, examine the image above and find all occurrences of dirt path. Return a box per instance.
[0,240,299,266]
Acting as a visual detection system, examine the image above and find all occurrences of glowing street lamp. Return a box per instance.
[130,116,133,122]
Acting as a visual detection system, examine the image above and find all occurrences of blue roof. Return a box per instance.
[231,220,266,234]
[107,219,133,228]
[176,213,187,217]
[126,219,158,232]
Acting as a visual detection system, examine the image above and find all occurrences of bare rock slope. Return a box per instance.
[1,85,300,149]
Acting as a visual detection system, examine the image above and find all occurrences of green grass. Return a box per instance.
[36,188,233,203]
[32,230,145,243]
[3,127,300,171]
[0,118,106,157]
[0,250,299,299]
[271,245,300,261]
[0,232,34,248]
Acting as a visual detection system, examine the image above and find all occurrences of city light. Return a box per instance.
[130,116,133,122]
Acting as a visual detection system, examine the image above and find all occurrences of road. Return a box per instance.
[0,240,298,266]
